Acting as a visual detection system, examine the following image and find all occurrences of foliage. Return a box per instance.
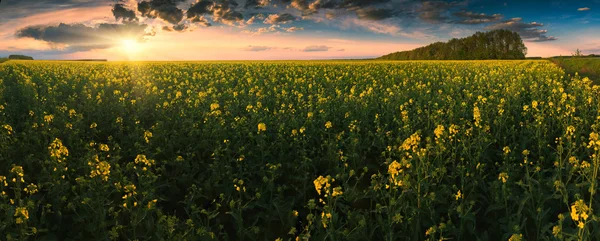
[8,55,34,60]
[378,30,527,60]
[0,60,599,241]
[0,58,8,64]
[551,57,600,84]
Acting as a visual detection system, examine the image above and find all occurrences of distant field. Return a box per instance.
[0,58,8,63]
[1,60,599,240]
[551,57,600,83]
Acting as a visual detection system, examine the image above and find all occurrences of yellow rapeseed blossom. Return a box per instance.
[3,124,13,135]
[325,121,333,129]
[455,190,462,200]
[14,207,29,224]
[210,103,220,111]
[401,132,421,152]
[49,138,69,161]
[99,144,110,152]
[473,106,481,128]
[24,183,38,195]
[508,234,523,241]
[498,172,509,183]
[434,125,445,139]
[257,123,267,132]
[144,130,153,143]
[570,199,589,227]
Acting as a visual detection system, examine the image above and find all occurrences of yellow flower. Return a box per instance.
[14,207,29,224]
[332,186,343,197]
[508,234,522,241]
[503,146,511,155]
[455,190,462,200]
[552,226,561,237]
[257,123,267,132]
[90,122,97,129]
[99,144,110,152]
[44,114,54,123]
[325,121,333,129]
[498,172,509,183]
[210,103,220,111]
[144,130,153,143]
[292,210,298,217]
[473,106,481,128]
[434,125,445,139]
[3,124,13,135]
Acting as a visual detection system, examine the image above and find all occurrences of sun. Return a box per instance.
[121,39,141,53]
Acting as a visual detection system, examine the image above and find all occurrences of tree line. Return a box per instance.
[378,29,527,60]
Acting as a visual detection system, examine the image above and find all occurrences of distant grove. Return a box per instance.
[378,29,528,60]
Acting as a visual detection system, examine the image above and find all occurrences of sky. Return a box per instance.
[0,0,599,60]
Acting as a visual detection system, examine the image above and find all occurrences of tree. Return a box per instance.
[378,29,527,60]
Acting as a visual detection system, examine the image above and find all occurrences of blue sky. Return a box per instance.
[0,0,598,60]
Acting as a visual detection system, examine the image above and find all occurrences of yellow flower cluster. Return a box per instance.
[24,183,38,195]
[473,106,481,128]
[570,199,589,229]
[2,124,13,135]
[313,175,342,197]
[144,130,153,143]
[498,172,509,183]
[401,132,421,152]
[10,165,25,183]
[49,138,69,162]
[257,123,267,132]
[89,155,111,181]
[388,159,411,187]
[14,207,29,224]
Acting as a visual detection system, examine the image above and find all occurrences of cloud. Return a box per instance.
[486,18,557,42]
[264,13,297,24]
[302,45,331,52]
[0,0,107,21]
[356,8,396,20]
[453,11,503,24]
[137,0,185,25]
[345,18,401,35]
[112,4,139,22]
[245,0,271,9]
[16,22,150,51]
[244,45,276,51]
[284,26,304,32]
[337,48,346,51]
[578,7,591,11]
[418,1,457,24]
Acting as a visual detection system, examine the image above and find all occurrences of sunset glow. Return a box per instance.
[0,1,598,60]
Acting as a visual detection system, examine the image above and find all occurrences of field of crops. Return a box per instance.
[0,60,599,240]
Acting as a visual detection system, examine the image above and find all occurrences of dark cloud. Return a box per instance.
[187,0,214,18]
[173,24,188,32]
[418,1,456,24]
[138,0,185,25]
[264,13,297,24]
[486,18,557,42]
[112,3,138,22]
[453,11,503,24]
[302,45,331,52]
[356,8,395,20]
[0,0,107,21]
[16,22,150,51]
[244,45,275,51]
